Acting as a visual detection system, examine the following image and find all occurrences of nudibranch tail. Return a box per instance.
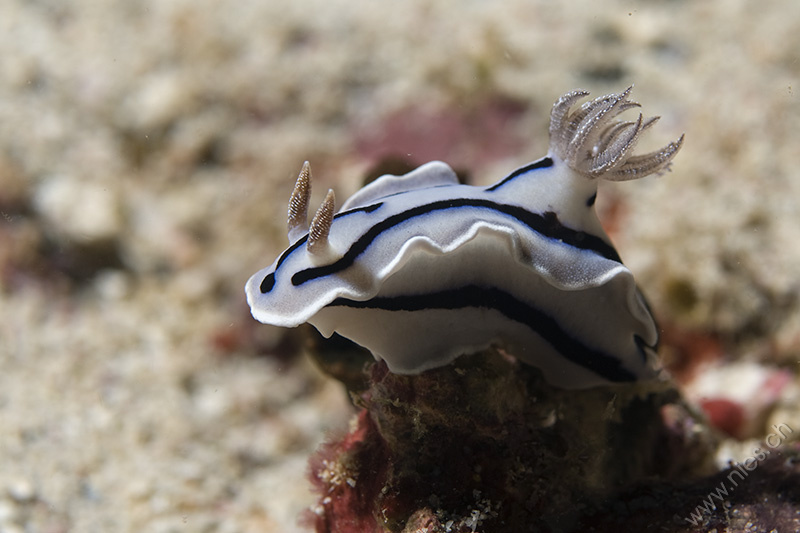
[288,161,312,242]
[549,86,684,181]
[307,189,335,254]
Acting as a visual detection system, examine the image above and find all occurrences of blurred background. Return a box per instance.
[0,0,798,531]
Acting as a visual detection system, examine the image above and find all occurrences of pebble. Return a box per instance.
[0,499,19,524]
[33,174,122,244]
[6,477,35,502]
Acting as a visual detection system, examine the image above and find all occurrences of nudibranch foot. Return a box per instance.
[245,86,684,389]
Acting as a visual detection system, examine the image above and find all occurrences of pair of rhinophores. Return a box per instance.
[245,86,684,388]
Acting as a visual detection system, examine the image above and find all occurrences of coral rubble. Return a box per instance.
[306,349,720,532]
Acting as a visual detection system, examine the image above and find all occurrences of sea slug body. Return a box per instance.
[245,86,683,388]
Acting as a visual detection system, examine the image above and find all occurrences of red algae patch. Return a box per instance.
[352,95,529,176]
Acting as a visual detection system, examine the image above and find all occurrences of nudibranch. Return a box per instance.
[245,87,683,388]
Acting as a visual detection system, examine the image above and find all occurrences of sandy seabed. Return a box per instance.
[1,1,799,531]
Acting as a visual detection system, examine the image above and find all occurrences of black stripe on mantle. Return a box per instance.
[259,203,382,293]
[289,198,620,287]
[328,284,642,383]
[485,156,554,192]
